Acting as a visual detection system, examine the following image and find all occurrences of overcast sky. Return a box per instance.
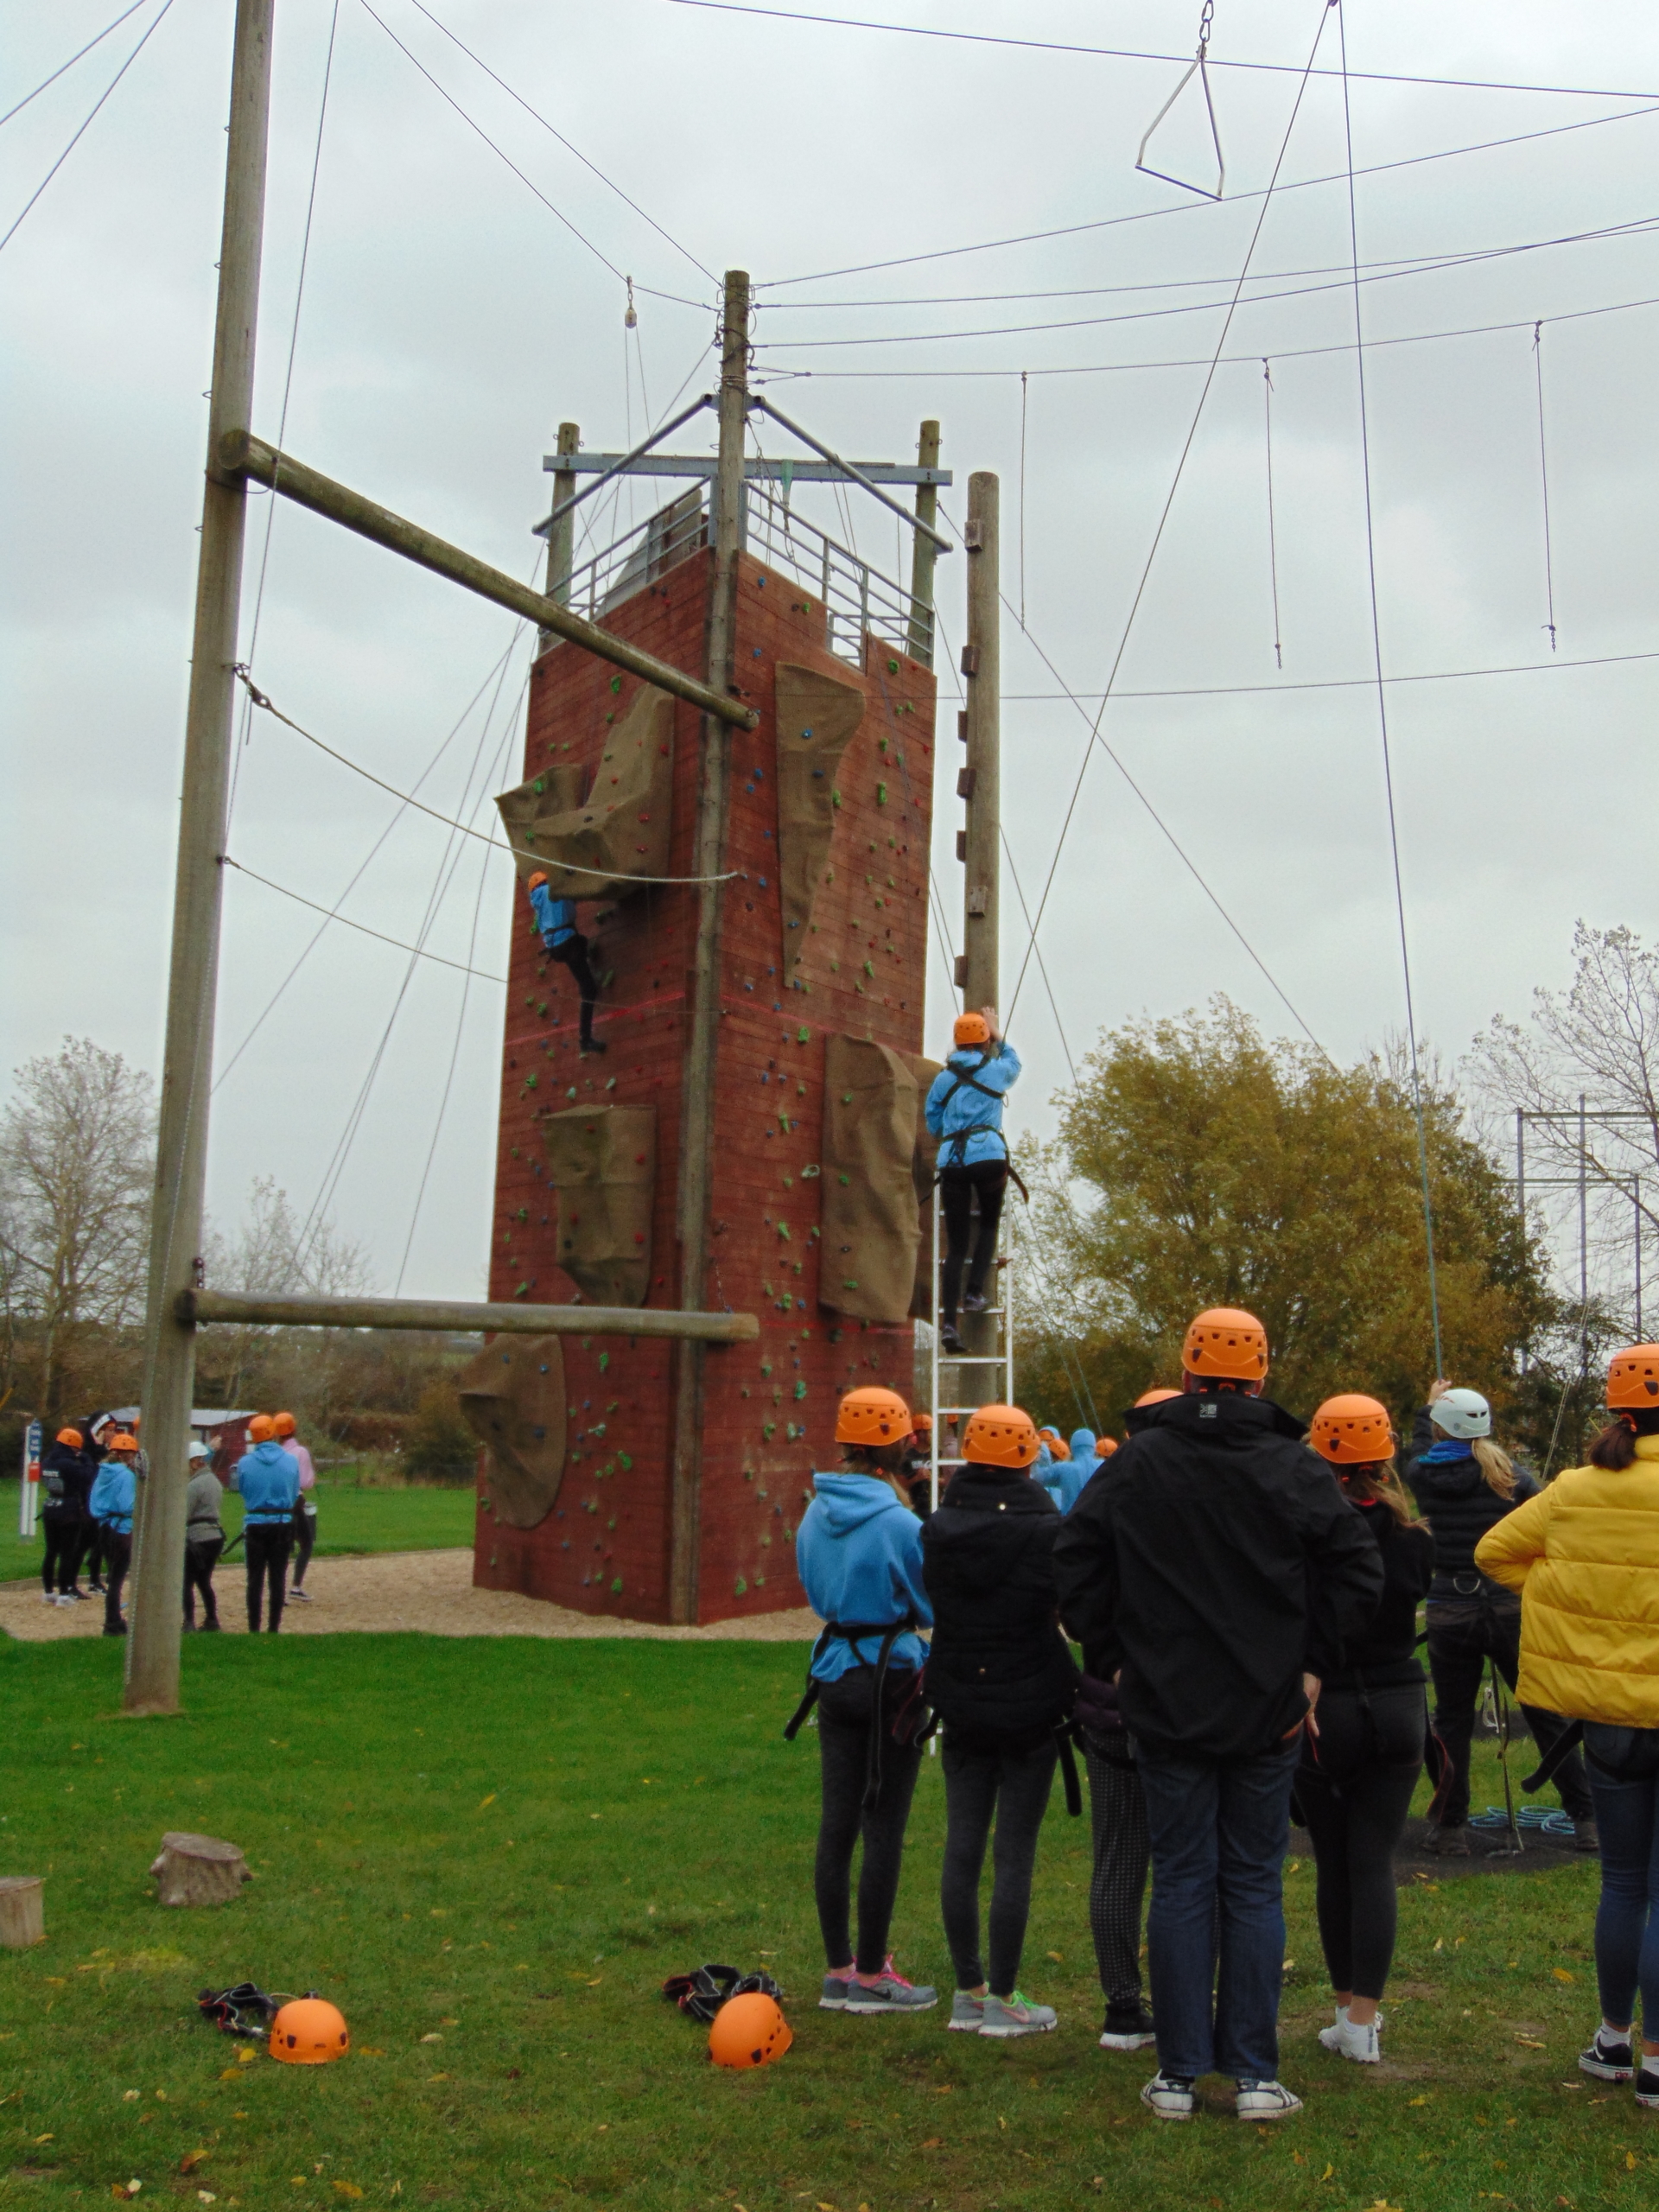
[5,0,1657,1300]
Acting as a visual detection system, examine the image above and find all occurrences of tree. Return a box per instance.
[198,1178,374,1425]
[1014,999,1552,1441]
[0,1038,156,1424]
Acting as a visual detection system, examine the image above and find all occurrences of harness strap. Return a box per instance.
[1522,1715,1585,1796]
[1056,1727,1083,1817]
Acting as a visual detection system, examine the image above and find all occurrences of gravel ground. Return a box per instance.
[0,1548,821,1643]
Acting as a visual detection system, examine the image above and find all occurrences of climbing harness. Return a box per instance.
[784,1614,928,1810]
[660,1964,783,2022]
[1135,0,1226,201]
[930,1059,1031,1199]
[198,1983,287,2036]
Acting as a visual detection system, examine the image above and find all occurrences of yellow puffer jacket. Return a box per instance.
[1474,1435,1659,1726]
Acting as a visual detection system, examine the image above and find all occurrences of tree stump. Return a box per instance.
[0,1877,45,1948]
[149,1833,251,1908]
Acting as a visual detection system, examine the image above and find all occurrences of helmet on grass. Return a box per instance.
[709,1992,791,2069]
[835,1387,912,1447]
[270,1998,349,2065]
[963,1404,1040,1469]
[1606,1345,1659,1408]
[1182,1307,1269,1383]
[1310,1395,1395,1465]
[1429,1388,1491,1440]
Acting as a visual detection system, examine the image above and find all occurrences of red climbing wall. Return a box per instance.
[474,543,938,1623]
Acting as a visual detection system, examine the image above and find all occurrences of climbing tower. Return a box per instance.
[471,304,948,1624]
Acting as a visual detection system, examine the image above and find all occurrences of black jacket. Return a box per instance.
[920,1464,1078,1751]
[1400,1408,1535,1581]
[41,1441,96,1522]
[1323,1497,1434,1690]
[1052,1391,1385,1762]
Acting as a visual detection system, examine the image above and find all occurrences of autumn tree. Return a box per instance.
[1014,999,1551,1441]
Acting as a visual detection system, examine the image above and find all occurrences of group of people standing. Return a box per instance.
[36,1409,317,1637]
[792,1307,1659,2120]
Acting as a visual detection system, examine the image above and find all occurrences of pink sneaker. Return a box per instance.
[842,1956,938,2013]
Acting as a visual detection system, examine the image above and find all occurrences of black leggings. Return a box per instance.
[1426,1592,1592,1824]
[940,1735,1057,1997]
[814,1668,924,1974]
[1297,1684,1424,2000]
[939,1160,1007,1325]
[102,1531,131,1632]
[547,933,601,1040]
[1085,1745,1152,2008]
[41,1518,85,1594]
[292,1504,315,1586]
[244,1524,292,1633]
[184,1536,222,1625]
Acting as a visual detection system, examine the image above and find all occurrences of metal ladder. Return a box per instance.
[925,1186,1014,1512]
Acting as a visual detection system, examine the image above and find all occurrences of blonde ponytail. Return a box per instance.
[1471,1436,1516,1501]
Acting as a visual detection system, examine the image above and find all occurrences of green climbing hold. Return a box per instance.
[876,783,887,805]
[842,1279,859,1290]
[610,1576,623,1594]
[734,1577,748,1596]
[620,1453,632,1471]
[777,1222,791,1241]
[887,657,899,674]
[598,1351,610,1372]
[533,777,545,794]
[610,674,622,693]
[793,1382,807,1401]
[842,1093,853,1104]
[831,789,842,808]
[763,1422,776,1440]
[797,1025,810,1043]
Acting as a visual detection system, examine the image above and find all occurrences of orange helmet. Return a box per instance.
[1182,1306,1269,1383]
[709,1992,792,2069]
[108,1433,139,1452]
[248,1414,275,1444]
[1310,1394,1395,1465]
[835,1386,912,1447]
[911,1412,933,1435]
[1036,1427,1070,1460]
[953,1012,990,1048]
[1134,1387,1179,1408]
[1607,1344,1659,1408]
[1094,1434,1119,1459]
[271,1412,296,1438]
[55,1427,84,1448]
[528,870,549,889]
[963,1404,1040,1469]
[270,1997,349,2065]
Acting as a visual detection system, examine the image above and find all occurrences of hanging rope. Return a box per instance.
[1338,0,1445,1377]
[1019,370,1029,629]
[1262,359,1284,668]
[1533,321,1559,652]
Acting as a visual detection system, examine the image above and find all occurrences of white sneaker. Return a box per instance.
[1236,2079,1303,2121]
[1141,2072,1195,2120]
[1319,2014,1380,2063]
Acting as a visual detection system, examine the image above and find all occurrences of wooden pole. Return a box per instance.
[177,1288,758,1343]
[959,472,1000,1367]
[907,419,940,664]
[668,268,748,1624]
[124,0,276,1718]
[538,419,579,647]
[222,433,758,730]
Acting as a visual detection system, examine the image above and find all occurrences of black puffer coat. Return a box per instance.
[920,1463,1079,1752]
[41,1440,96,1523]
[1401,1408,1537,1583]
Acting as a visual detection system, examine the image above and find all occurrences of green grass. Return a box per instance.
[1,1633,1651,2210]
[0,1478,474,1585]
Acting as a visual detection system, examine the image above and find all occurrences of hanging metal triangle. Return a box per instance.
[1135,8,1225,202]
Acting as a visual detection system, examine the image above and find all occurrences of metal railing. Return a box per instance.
[554,489,708,621]
[745,482,934,670]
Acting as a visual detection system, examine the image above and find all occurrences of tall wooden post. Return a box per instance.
[907,419,940,664]
[958,471,1000,1365]
[668,268,747,1622]
[541,419,580,644]
[124,0,276,1713]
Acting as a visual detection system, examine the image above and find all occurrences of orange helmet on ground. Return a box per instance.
[953,1013,990,1048]
[528,870,549,889]
[835,1386,912,1447]
[963,1404,1040,1469]
[108,1433,139,1453]
[1182,1307,1269,1383]
[1134,1388,1179,1408]
[1310,1394,1395,1465]
[55,1427,84,1447]
[248,1415,275,1444]
[271,1412,296,1438]
[1095,1435,1119,1459]
[270,1998,349,2064]
[709,1991,792,2069]
[1607,1344,1659,1408]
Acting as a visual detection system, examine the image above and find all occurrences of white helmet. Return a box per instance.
[188,1440,210,1461]
[1431,1388,1491,1441]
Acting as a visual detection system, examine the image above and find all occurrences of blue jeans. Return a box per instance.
[1138,1739,1300,2082]
[1588,1766,1659,2035]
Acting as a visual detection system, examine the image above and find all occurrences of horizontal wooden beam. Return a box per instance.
[543,453,953,485]
[217,431,759,730]
[178,1288,760,1344]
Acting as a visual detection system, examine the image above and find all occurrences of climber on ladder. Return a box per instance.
[526,871,606,1054]
[925,1007,1022,1354]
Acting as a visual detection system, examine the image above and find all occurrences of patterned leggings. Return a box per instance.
[1084,1744,1151,2008]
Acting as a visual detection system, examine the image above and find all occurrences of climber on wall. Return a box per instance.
[526,870,606,1054]
[925,1007,1021,1353]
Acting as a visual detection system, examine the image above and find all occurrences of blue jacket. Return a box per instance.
[233,1441,301,1524]
[528,881,576,949]
[925,1042,1021,1168]
[89,1459,137,1534]
[1055,1429,1097,1514]
[795,1471,932,1681]
[1033,1442,1062,1508]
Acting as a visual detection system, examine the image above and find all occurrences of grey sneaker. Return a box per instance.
[948,1990,986,2032]
[841,1957,938,2013]
[981,1991,1056,2038]
[820,1973,853,2012]
[1236,2079,1303,2121]
[1141,2072,1195,2120]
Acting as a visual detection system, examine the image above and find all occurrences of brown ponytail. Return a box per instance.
[1471,1436,1517,1501]
[1338,1463,1424,1528]
[1590,1416,1638,1471]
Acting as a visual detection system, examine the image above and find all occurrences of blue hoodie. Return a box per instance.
[89,1458,137,1534]
[795,1471,932,1681]
[233,1440,301,1525]
[924,1041,1021,1169]
[528,881,576,950]
[1057,1429,1098,1514]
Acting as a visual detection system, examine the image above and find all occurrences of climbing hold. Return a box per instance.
[876,783,888,805]
[610,674,621,693]
[887,658,899,674]
[797,1026,810,1043]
